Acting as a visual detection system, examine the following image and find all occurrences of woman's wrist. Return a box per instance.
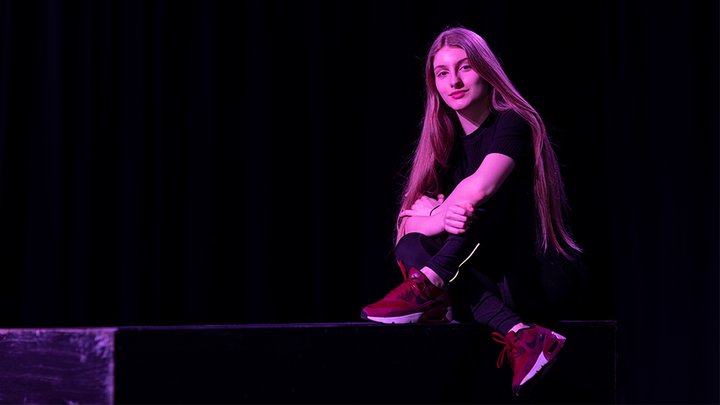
[403,211,444,236]
[429,204,445,235]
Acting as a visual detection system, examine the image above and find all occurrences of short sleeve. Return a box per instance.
[488,110,533,163]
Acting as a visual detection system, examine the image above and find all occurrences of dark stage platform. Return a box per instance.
[0,320,617,404]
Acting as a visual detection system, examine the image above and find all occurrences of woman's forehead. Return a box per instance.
[433,46,468,68]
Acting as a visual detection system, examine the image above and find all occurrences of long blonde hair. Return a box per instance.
[398,27,581,259]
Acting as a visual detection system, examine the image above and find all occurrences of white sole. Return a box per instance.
[365,307,452,324]
[520,331,566,386]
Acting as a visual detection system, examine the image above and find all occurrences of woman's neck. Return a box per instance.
[456,98,491,135]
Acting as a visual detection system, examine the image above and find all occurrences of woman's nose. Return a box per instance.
[450,73,463,88]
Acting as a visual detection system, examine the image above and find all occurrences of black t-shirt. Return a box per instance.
[445,109,537,277]
[439,109,589,317]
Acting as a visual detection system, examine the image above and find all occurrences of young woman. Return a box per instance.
[361,26,588,396]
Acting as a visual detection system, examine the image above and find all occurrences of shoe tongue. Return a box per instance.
[408,268,424,280]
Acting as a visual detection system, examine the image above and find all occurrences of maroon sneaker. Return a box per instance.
[492,325,567,396]
[360,268,452,324]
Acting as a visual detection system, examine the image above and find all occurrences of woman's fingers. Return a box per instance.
[446,218,470,228]
[447,204,474,218]
[445,223,468,234]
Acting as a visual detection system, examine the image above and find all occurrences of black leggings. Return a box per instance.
[394,232,588,335]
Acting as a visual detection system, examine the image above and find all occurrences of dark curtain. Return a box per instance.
[0,0,717,403]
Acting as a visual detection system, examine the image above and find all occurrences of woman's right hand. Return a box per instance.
[444,202,475,235]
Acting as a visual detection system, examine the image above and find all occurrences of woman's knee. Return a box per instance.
[394,232,442,270]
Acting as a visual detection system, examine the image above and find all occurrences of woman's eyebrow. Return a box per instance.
[433,58,470,70]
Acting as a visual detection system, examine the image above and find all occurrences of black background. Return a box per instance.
[0,0,717,403]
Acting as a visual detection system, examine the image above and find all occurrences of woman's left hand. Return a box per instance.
[400,194,444,217]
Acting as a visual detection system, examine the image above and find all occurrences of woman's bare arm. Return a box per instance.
[399,153,516,237]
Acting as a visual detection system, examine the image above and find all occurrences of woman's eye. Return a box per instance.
[436,71,448,77]
[461,65,472,71]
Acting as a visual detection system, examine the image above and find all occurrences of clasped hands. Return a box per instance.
[399,194,475,235]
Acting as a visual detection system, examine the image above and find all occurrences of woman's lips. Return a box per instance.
[449,90,468,99]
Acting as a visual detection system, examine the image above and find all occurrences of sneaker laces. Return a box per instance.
[491,331,517,369]
[397,260,408,280]
[387,272,426,299]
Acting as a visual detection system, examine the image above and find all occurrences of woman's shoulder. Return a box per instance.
[485,109,532,146]
[493,109,531,131]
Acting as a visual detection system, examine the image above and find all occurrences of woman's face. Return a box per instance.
[433,46,487,116]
